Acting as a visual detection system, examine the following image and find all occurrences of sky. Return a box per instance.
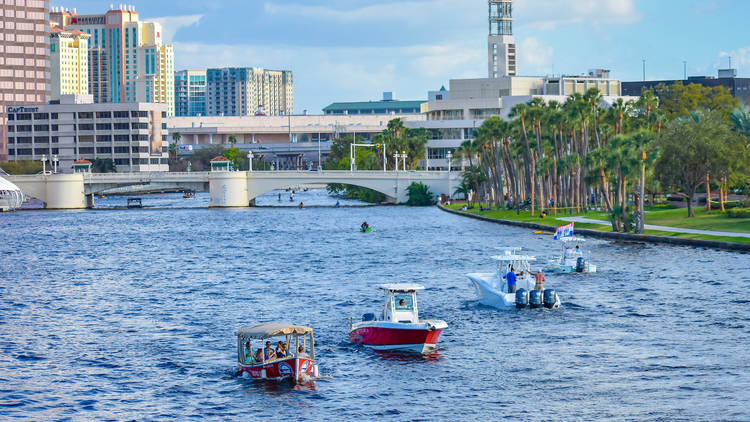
[52,0,750,113]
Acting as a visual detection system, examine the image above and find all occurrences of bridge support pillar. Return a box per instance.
[86,193,95,209]
[249,198,256,207]
[209,171,249,207]
[43,174,86,209]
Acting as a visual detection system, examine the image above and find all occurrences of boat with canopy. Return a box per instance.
[545,236,597,273]
[236,322,319,382]
[349,284,447,354]
[467,248,561,310]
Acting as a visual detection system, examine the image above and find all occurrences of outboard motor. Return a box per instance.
[362,312,376,322]
[515,289,528,309]
[543,289,558,309]
[576,257,585,272]
[529,289,544,309]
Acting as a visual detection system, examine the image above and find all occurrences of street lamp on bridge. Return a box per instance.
[40,154,47,175]
[52,154,59,174]
[247,151,254,172]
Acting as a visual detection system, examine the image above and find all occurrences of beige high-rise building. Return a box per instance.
[49,26,89,101]
[0,0,51,161]
[50,5,175,116]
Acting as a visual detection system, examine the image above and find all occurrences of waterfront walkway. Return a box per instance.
[558,216,750,239]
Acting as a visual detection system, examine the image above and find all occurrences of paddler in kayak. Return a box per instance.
[360,221,370,232]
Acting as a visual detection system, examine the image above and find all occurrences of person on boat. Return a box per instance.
[533,269,546,291]
[505,267,517,293]
[574,245,582,256]
[563,246,571,261]
[264,341,276,361]
[244,341,257,364]
[361,221,370,231]
[297,345,307,357]
[278,193,282,202]
[335,200,340,207]
[276,341,289,358]
[299,202,304,208]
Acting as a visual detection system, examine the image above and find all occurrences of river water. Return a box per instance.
[1,191,749,421]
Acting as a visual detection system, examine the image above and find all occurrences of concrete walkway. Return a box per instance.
[558,216,750,239]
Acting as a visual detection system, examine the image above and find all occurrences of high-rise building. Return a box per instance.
[175,69,207,117]
[49,5,175,116]
[206,67,293,116]
[0,0,51,161]
[49,26,89,101]
[488,0,516,78]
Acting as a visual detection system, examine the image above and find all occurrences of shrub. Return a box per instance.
[0,160,42,174]
[727,208,750,218]
[406,182,435,206]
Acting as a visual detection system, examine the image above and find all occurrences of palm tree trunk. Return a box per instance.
[705,172,711,212]
[622,176,628,232]
[720,178,726,212]
[639,160,645,233]
[530,154,536,216]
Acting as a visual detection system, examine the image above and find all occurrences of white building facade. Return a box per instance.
[5,94,168,172]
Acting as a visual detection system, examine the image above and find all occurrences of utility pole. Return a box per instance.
[642,59,646,81]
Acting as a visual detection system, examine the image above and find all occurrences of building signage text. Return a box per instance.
[7,106,39,113]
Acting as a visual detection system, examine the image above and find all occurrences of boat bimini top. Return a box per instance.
[560,236,586,243]
[236,322,313,340]
[379,284,424,292]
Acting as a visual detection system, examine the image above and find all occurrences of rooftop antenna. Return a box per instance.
[729,56,732,68]
[683,61,687,80]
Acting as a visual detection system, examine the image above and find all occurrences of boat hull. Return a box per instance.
[350,321,446,354]
[467,273,561,309]
[238,356,318,382]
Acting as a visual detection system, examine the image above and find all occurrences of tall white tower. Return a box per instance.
[488,0,516,78]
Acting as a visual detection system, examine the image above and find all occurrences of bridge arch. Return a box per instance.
[247,177,399,203]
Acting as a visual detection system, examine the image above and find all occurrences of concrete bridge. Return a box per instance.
[5,170,459,209]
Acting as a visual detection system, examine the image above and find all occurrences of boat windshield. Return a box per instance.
[394,293,414,311]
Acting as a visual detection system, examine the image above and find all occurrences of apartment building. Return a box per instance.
[50,5,175,115]
[49,25,89,101]
[175,69,206,116]
[206,67,293,116]
[5,94,168,172]
[0,0,51,161]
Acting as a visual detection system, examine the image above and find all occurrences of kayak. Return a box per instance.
[360,228,373,233]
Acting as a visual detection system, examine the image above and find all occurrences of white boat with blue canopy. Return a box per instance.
[467,248,561,310]
[545,236,597,273]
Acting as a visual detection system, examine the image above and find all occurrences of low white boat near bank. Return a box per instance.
[546,237,597,273]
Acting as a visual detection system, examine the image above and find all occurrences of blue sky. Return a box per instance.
[53,0,750,113]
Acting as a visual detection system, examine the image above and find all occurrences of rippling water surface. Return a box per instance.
[1,191,749,421]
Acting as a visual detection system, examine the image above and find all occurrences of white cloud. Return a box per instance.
[262,0,471,24]
[515,0,642,30]
[719,47,750,70]
[519,37,554,75]
[172,40,485,112]
[151,14,203,43]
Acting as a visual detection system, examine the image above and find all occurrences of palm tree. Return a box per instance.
[172,131,182,144]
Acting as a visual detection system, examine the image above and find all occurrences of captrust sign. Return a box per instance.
[6,106,40,113]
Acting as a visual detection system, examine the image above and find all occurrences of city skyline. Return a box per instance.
[49,0,750,114]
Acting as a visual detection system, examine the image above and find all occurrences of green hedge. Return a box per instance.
[727,208,750,218]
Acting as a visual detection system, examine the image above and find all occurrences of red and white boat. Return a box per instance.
[349,284,448,354]
[236,322,319,382]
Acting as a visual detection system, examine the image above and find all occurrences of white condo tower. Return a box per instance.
[488,0,516,78]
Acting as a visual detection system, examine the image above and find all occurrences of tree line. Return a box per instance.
[455,82,749,232]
